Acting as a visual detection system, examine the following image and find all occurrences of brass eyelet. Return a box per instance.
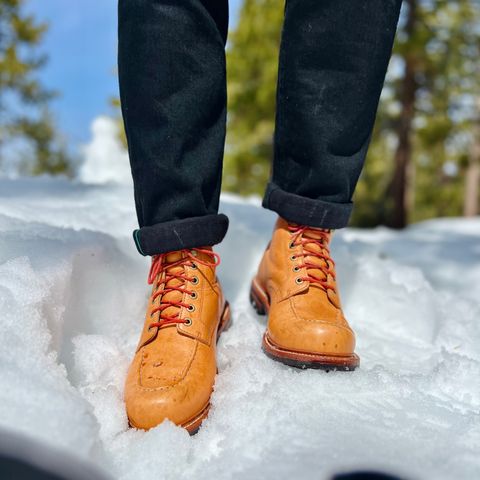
[293,266,300,272]
[290,255,296,261]
[190,291,197,299]
[188,304,195,312]
[295,277,303,284]
[289,242,295,249]
[184,318,192,326]
[191,276,199,285]
[190,263,197,269]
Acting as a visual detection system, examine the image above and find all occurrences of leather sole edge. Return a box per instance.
[263,332,360,371]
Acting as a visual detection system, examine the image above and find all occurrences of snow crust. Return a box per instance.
[0,176,479,480]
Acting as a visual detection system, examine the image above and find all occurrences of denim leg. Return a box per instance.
[264,0,402,228]
[118,0,229,255]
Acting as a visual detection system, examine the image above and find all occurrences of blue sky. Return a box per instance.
[26,0,242,148]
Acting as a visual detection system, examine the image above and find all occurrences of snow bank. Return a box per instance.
[0,176,479,480]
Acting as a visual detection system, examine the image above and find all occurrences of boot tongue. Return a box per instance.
[164,251,183,263]
[190,246,214,264]
[301,228,332,286]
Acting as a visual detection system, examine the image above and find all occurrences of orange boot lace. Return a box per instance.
[147,248,220,330]
[288,224,337,293]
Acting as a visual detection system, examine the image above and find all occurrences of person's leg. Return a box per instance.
[119,0,231,434]
[118,0,229,256]
[252,0,401,370]
[264,0,402,228]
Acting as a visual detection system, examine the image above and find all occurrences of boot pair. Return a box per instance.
[125,217,359,433]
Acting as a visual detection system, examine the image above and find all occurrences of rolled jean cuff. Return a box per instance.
[132,213,229,256]
[262,182,353,229]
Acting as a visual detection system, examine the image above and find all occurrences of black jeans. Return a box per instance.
[118,0,401,256]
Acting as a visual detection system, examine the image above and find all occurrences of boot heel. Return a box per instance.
[249,280,268,315]
[217,302,231,340]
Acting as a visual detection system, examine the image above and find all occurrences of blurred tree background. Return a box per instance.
[225,0,480,228]
[2,0,479,228]
[0,0,71,175]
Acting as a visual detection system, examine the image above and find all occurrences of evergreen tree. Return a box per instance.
[111,97,128,149]
[354,0,480,227]
[0,0,71,175]
[224,0,283,194]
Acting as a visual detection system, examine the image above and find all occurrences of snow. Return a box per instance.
[0,175,479,480]
[79,116,132,185]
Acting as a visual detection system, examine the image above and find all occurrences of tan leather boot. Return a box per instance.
[125,247,230,433]
[250,217,359,371]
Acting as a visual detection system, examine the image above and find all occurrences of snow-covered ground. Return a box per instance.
[0,176,479,480]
